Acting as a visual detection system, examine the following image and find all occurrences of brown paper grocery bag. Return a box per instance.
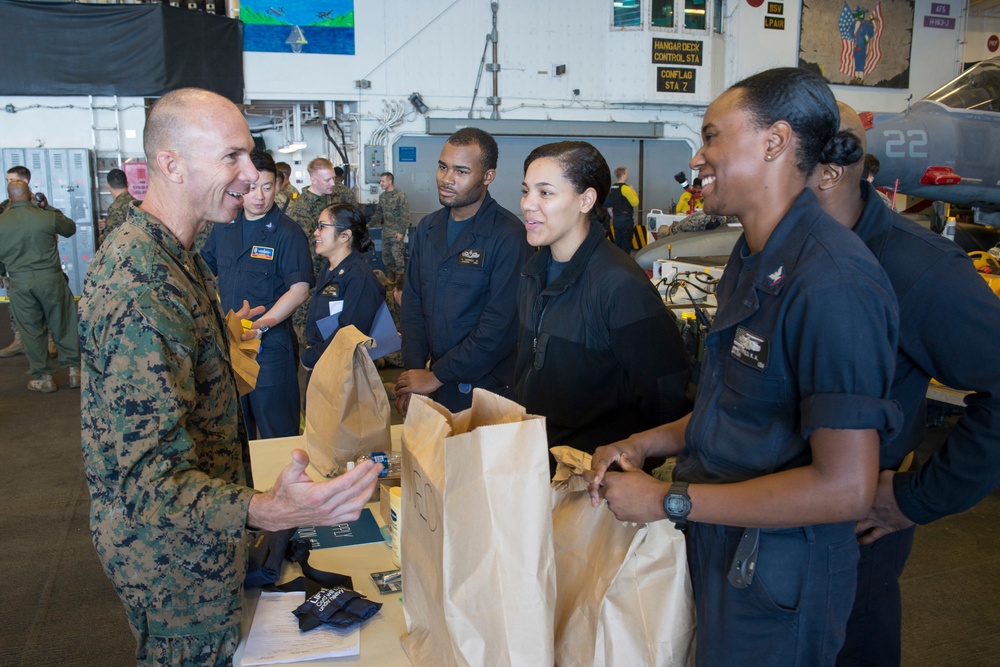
[551,445,696,667]
[223,310,261,396]
[303,325,391,477]
[400,389,555,667]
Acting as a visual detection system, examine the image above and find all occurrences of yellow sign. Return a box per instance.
[765,16,785,30]
[657,67,697,93]
[767,2,783,14]
[651,39,703,66]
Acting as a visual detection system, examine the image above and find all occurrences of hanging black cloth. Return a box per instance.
[0,0,243,102]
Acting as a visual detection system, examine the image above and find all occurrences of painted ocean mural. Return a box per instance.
[242,0,355,55]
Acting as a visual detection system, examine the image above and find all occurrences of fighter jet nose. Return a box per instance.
[865,115,934,190]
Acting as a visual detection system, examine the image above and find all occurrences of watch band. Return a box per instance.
[257,325,270,338]
[663,481,692,529]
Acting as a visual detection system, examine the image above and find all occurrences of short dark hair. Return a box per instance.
[729,68,862,174]
[6,166,30,181]
[274,161,292,178]
[380,171,394,183]
[250,149,276,177]
[447,127,499,171]
[862,153,881,180]
[107,168,128,189]
[334,166,345,178]
[523,141,611,227]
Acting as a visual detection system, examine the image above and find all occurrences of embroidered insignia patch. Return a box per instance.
[731,326,769,371]
[250,246,274,260]
[457,249,484,267]
[768,265,785,288]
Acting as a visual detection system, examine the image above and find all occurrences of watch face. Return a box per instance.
[666,495,688,514]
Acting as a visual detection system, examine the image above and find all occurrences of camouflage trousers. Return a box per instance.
[382,237,407,279]
[128,614,239,667]
[92,505,246,667]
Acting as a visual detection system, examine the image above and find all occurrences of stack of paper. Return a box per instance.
[240,592,360,666]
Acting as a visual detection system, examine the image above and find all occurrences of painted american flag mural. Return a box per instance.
[800,0,913,89]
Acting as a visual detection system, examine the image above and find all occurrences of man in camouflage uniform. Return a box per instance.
[286,157,336,252]
[371,171,410,280]
[78,88,380,666]
[286,157,335,345]
[99,168,137,244]
[332,166,356,205]
[273,161,298,212]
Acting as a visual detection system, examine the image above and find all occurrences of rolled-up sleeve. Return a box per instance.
[791,278,903,442]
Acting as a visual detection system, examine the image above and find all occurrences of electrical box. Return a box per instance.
[364,145,384,183]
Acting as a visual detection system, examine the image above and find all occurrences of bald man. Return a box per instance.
[0,179,79,392]
[78,88,380,666]
[811,103,1000,667]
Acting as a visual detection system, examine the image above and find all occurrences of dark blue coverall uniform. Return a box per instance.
[302,249,385,371]
[674,189,902,666]
[201,205,313,439]
[400,191,530,413]
[837,182,1000,666]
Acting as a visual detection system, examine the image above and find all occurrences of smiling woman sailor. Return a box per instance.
[301,204,385,383]
[586,68,903,666]
[514,141,691,470]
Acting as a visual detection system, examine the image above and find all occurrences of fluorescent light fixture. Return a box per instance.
[277,141,307,153]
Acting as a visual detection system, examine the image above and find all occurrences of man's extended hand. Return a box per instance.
[584,437,650,507]
[247,449,381,531]
[242,316,277,341]
[234,300,268,341]
[855,469,915,545]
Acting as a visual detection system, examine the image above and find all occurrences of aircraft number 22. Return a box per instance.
[884,129,929,158]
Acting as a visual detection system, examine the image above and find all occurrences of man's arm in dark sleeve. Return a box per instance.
[50,208,76,238]
[893,255,1000,523]
[400,224,430,370]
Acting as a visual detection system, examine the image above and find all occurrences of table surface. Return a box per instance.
[234,426,410,667]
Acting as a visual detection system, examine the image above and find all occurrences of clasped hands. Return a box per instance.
[584,439,669,524]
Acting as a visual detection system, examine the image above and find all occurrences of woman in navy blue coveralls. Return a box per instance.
[301,204,385,386]
[587,68,902,666]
